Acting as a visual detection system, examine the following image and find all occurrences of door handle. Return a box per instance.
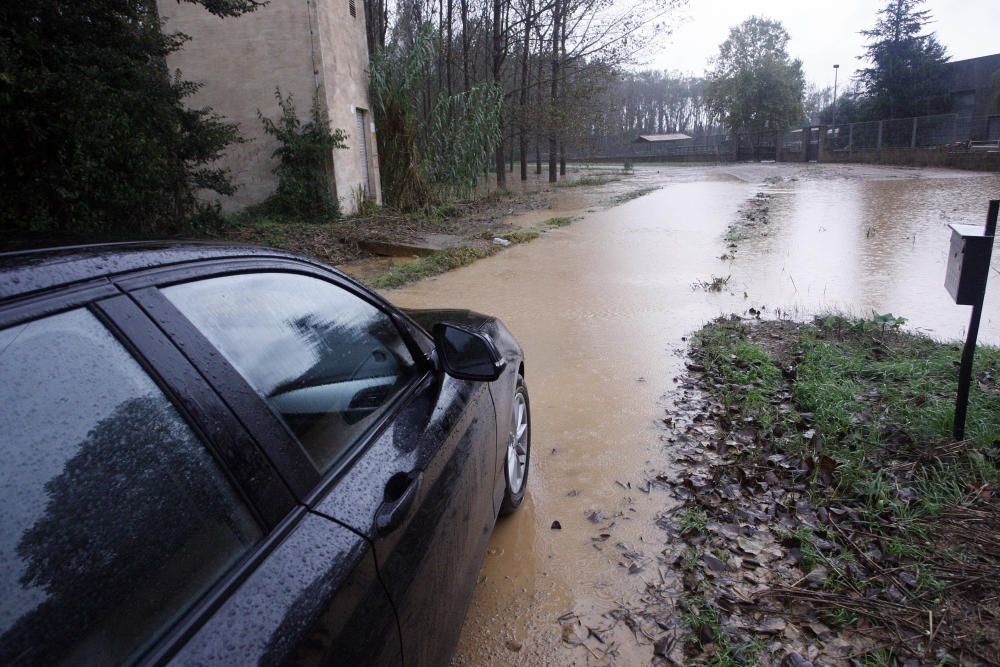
[375,471,422,535]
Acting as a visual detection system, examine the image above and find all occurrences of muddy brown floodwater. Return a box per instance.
[383,163,1000,665]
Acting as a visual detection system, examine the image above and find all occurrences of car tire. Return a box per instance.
[500,375,530,516]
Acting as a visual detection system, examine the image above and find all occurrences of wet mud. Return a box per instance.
[382,163,1000,665]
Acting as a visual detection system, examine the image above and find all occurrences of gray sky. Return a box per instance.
[644,0,1000,91]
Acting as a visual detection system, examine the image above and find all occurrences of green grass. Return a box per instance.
[500,229,539,243]
[680,594,765,666]
[544,216,574,227]
[694,314,1000,554]
[368,230,538,289]
[369,247,491,289]
[679,509,708,534]
[557,174,619,187]
[694,321,787,430]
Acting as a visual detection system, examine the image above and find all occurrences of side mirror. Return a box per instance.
[433,322,506,381]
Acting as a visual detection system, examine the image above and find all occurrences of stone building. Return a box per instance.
[158,0,381,215]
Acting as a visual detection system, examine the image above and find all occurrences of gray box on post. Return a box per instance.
[945,223,995,306]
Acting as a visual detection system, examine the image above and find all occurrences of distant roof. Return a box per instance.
[634,133,692,143]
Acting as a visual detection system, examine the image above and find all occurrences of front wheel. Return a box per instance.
[499,375,530,516]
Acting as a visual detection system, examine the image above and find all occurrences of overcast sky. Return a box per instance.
[643,0,1000,92]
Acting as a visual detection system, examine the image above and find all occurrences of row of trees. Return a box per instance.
[365,0,685,202]
[582,0,954,156]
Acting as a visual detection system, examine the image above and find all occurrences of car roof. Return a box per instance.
[0,241,323,302]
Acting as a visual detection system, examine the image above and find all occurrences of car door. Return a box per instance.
[0,293,396,667]
[93,292,403,666]
[141,264,498,665]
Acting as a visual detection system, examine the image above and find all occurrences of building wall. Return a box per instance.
[158,0,380,215]
[314,0,382,210]
[945,54,1000,140]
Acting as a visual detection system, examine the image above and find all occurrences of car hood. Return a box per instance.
[401,308,497,333]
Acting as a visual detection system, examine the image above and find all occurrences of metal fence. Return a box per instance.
[826,113,982,152]
[577,113,998,161]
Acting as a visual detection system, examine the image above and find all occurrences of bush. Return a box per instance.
[0,0,253,240]
[257,89,348,222]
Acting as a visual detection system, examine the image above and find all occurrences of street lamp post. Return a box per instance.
[832,64,840,127]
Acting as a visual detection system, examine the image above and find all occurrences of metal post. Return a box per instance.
[832,64,839,127]
[848,123,854,158]
[877,120,883,150]
[954,199,999,440]
[911,116,918,148]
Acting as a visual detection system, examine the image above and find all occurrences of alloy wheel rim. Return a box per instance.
[507,392,528,494]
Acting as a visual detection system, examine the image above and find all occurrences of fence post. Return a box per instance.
[848,123,854,158]
[877,120,883,150]
[911,116,918,148]
[817,125,827,162]
[953,114,959,144]
[775,129,784,162]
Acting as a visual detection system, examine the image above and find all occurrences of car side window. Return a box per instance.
[163,272,419,472]
[0,308,263,666]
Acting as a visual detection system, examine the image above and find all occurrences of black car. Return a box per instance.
[0,243,531,666]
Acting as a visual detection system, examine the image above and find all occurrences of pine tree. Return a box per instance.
[0,0,260,239]
[857,0,949,119]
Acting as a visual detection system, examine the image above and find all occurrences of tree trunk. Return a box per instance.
[535,36,544,175]
[492,0,506,189]
[548,0,560,183]
[461,0,470,91]
[446,0,453,97]
[518,0,533,181]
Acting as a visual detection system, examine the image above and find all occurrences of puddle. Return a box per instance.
[383,163,1000,664]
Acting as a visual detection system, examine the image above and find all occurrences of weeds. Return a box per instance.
[369,247,490,289]
[691,275,732,292]
[544,216,574,227]
[499,229,539,243]
[679,509,708,534]
[557,174,619,188]
[680,595,764,666]
[368,230,537,289]
[611,186,659,204]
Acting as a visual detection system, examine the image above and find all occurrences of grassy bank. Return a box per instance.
[367,230,538,289]
[675,314,1000,664]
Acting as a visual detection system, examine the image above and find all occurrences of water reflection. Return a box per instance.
[164,272,419,471]
[0,310,260,666]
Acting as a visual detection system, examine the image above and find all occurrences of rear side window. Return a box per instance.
[163,272,418,472]
[0,309,263,666]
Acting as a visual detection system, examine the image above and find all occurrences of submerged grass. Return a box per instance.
[557,174,620,188]
[368,230,538,289]
[544,216,574,227]
[610,186,659,205]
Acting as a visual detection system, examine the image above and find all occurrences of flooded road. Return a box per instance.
[383,163,1000,665]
